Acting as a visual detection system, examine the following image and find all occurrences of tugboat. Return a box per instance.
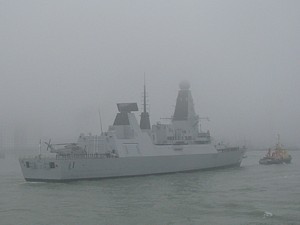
[259,135,292,165]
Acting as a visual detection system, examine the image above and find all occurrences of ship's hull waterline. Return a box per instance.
[20,150,244,182]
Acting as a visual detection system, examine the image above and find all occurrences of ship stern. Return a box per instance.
[19,157,62,182]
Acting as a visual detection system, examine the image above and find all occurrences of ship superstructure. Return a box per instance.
[152,81,210,145]
[19,81,245,182]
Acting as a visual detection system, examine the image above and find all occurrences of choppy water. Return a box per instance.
[1,150,300,225]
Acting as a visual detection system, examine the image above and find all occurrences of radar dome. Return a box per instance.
[179,80,190,90]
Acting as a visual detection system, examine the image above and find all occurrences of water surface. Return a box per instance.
[1,150,299,225]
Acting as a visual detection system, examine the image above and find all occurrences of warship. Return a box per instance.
[19,81,245,182]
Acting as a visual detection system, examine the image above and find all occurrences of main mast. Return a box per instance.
[140,76,151,130]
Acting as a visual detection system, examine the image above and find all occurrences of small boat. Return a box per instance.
[259,135,292,165]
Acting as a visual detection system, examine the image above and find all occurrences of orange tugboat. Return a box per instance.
[259,135,292,165]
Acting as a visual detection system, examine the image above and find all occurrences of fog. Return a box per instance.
[1,0,300,152]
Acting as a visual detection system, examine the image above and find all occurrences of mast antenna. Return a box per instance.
[98,108,103,135]
[143,73,147,113]
[39,139,41,155]
[140,73,151,130]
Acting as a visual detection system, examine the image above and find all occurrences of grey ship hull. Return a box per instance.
[19,81,246,182]
[19,150,244,182]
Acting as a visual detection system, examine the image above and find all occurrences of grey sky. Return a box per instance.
[1,0,300,148]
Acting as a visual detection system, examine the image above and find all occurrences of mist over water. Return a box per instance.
[1,0,300,152]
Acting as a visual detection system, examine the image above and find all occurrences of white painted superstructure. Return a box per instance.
[19,81,245,182]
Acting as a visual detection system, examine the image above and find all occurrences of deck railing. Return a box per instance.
[21,153,119,160]
[55,153,118,160]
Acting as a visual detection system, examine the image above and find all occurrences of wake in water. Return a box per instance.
[263,211,273,218]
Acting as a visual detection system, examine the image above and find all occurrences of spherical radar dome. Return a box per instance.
[179,80,190,90]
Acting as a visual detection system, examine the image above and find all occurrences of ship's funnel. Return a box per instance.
[173,81,196,121]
